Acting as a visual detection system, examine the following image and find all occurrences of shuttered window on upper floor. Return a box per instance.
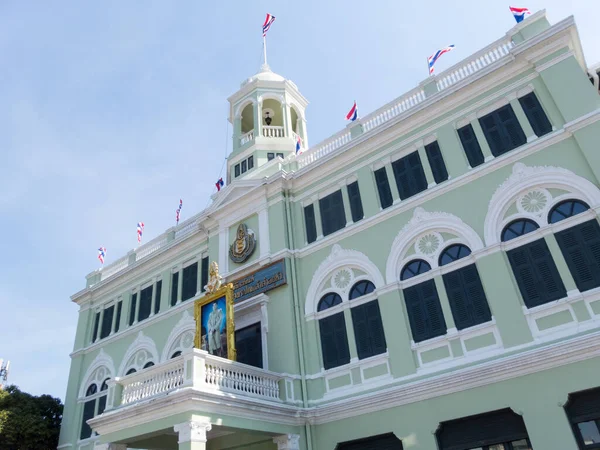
[114,301,122,333]
[403,279,447,343]
[319,190,346,237]
[170,272,179,306]
[457,124,485,168]
[99,305,114,340]
[555,219,600,293]
[442,264,492,330]
[319,312,350,369]
[519,92,552,137]
[138,285,152,322]
[349,280,386,360]
[392,151,428,200]
[304,203,317,244]
[374,167,393,209]
[507,238,566,308]
[154,280,162,315]
[479,104,526,157]
[201,256,209,293]
[182,262,198,302]
[347,181,364,223]
[92,311,100,343]
[128,293,137,326]
[424,141,449,184]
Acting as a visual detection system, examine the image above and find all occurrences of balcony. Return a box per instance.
[105,349,294,412]
[238,126,286,146]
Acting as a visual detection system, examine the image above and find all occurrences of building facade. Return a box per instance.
[59,10,600,450]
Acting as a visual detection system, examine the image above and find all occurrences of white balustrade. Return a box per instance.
[174,219,197,240]
[436,38,514,91]
[115,350,285,408]
[240,129,254,145]
[136,235,168,261]
[120,358,185,405]
[362,87,427,133]
[262,126,284,138]
[296,130,351,169]
[100,257,128,281]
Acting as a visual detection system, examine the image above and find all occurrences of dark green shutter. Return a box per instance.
[235,323,263,368]
[507,239,566,308]
[408,152,428,194]
[304,204,317,243]
[555,220,600,292]
[138,285,152,321]
[97,395,107,415]
[457,124,484,167]
[374,167,393,209]
[519,92,552,137]
[479,114,503,156]
[425,141,448,184]
[170,272,179,306]
[92,312,100,342]
[351,300,386,359]
[100,305,114,339]
[182,262,198,301]
[347,181,364,222]
[498,105,526,149]
[201,256,209,292]
[392,157,411,199]
[404,280,446,342]
[393,151,428,200]
[443,264,491,330]
[114,301,122,333]
[79,399,95,439]
[319,312,350,369]
[129,293,137,326]
[154,280,162,315]
[336,433,403,450]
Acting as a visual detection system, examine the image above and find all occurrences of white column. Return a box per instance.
[258,207,270,259]
[273,434,300,450]
[174,419,212,450]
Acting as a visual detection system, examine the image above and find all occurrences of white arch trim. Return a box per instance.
[78,349,115,398]
[305,244,385,316]
[117,331,159,376]
[161,310,196,362]
[234,98,257,119]
[385,207,484,284]
[484,163,600,245]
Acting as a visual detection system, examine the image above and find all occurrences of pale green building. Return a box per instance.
[58,10,600,450]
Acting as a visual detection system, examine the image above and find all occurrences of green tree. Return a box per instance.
[0,385,63,450]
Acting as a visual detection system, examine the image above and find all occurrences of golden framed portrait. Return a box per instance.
[194,283,236,361]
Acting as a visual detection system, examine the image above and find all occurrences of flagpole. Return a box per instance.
[263,34,268,67]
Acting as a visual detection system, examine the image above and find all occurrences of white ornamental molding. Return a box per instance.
[161,310,196,361]
[174,420,212,444]
[484,163,600,245]
[273,434,300,450]
[305,244,385,316]
[385,207,483,283]
[117,331,159,376]
[79,349,115,398]
[234,98,257,119]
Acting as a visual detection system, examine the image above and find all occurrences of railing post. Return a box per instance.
[127,250,136,266]
[420,76,439,98]
[106,378,123,411]
[166,227,176,243]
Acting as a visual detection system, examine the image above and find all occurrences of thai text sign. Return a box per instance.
[232,259,287,303]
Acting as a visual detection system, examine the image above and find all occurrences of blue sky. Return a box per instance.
[0,1,598,400]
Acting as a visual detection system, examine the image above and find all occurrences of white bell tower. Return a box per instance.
[226,65,309,182]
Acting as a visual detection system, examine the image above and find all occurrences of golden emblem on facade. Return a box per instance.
[229,223,256,263]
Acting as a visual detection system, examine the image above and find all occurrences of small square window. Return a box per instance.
[248,155,254,170]
[234,164,240,177]
[241,160,247,173]
[276,152,284,159]
[267,153,275,161]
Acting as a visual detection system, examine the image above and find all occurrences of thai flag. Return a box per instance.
[428,45,455,75]
[216,178,224,191]
[296,135,303,154]
[98,247,106,265]
[176,199,182,224]
[137,222,144,243]
[345,101,358,121]
[263,13,275,37]
[509,6,531,23]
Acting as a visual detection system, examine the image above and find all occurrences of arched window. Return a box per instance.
[317,293,349,370]
[553,201,600,292]
[400,260,432,281]
[317,293,343,311]
[349,281,375,299]
[143,361,154,369]
[439,244,472,266]
[501,219,540,242]
[125,368,137,375]
[171,351,182,359]
[348,281,386,359]
[80,378,110,440]
[548,200,590,224]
